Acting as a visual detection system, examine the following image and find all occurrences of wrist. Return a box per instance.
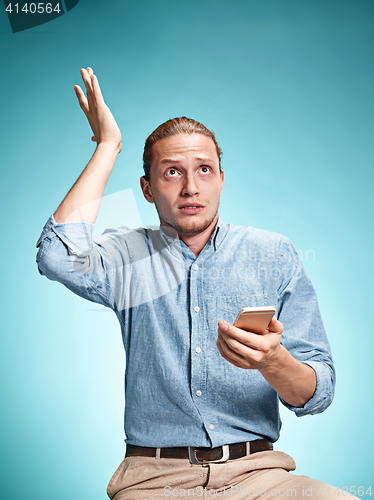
[96,140,122,156]
[258,344,287,377]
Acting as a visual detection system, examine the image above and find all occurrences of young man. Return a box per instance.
[37,68,341,499]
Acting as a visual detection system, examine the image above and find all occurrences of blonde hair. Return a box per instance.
[143,116,222,181]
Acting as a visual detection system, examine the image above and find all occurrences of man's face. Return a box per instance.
[140,133,224,237]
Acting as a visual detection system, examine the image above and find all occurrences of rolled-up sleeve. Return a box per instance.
[277,239,336,416]
[36,215,115,309]
[280,359,335,416]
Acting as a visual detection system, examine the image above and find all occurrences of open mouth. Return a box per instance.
[178,205,204,214]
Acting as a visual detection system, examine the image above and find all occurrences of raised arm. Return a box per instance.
[54,67,122,224]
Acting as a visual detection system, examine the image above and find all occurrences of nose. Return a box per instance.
[182,173,198,197]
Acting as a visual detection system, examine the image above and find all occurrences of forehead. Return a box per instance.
[151,133,219,166]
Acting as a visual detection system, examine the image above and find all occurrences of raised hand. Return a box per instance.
[74,67,122,152]
[53,68,122,224]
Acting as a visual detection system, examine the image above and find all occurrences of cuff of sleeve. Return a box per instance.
[36,214,57,247]
[280,360,334,416]
[36,214,95,256]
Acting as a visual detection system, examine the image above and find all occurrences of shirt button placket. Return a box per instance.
[190,262,204,407]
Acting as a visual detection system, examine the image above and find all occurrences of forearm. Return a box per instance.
[259,345,317,408]
[54,142,120,224]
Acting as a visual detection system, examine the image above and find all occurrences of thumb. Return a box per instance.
[268,316,283,334]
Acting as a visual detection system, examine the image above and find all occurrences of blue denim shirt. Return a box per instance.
[36,215,335,447]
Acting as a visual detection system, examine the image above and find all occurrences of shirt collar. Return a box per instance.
[160,217,228,258]
[212,216,228,251]
[159,225,179,246]
[158,216,228,257]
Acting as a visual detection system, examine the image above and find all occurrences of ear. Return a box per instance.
[140,176,154,203]
[219,169,224,196]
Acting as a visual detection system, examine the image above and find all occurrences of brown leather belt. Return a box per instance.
[126,439,273,464]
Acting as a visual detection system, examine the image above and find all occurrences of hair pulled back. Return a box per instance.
[143,117,222,181]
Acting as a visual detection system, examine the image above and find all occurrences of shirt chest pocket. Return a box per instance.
[215,294,268,326]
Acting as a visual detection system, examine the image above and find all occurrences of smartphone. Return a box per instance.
[233,306,276,334]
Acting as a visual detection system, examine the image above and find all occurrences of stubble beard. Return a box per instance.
[156,206,219,236]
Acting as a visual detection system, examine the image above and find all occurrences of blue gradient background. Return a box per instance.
[1,1,373,498]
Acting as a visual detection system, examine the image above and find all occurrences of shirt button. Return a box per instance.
[209,424,214,430]
[193,264,199,271]
[196,390,202,397]
[195,347,201,353]
[194,306,200,313]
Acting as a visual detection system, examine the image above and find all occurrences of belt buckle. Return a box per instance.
[188,444,230,464]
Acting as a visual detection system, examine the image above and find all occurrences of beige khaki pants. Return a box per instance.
[107,450,354,499]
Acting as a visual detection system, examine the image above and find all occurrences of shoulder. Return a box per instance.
[93,225,167,259]
[226,222,292,249]
[94,225,147,244]
[222,223,300,268]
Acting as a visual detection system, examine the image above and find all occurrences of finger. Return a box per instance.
[74,85,89,114]
[218,332,265,368]
[80,68,96,108]
[267,317,283,334]
[86,68,102,107]
[74,83,97,135]
[91,73,105,106]
[218,320,263,350]
[217,336,250,368]
[219,329,262,357]
[80,68,92,89]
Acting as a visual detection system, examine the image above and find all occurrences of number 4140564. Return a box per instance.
[5,3,61,14]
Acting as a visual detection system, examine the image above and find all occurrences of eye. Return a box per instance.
[165,168,181,178]
[199,165,211,174]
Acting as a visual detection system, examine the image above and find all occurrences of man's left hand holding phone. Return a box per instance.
[216,306,284,371]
